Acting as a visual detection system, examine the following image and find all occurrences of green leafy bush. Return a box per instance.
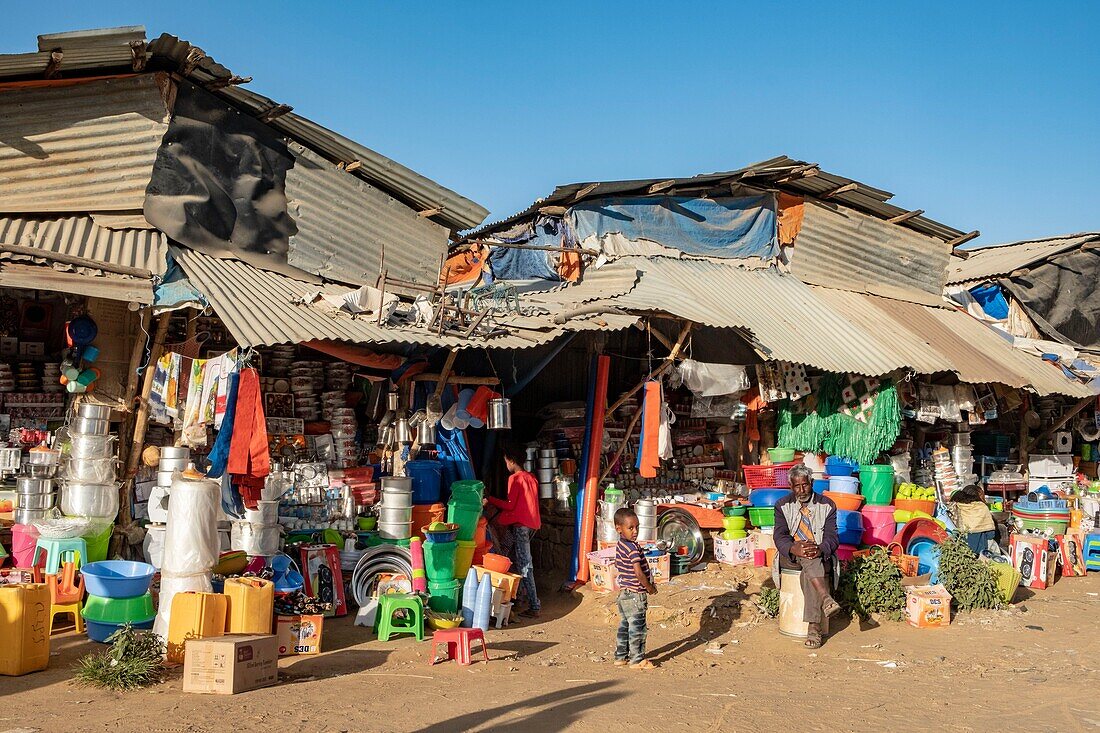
[756,586,779,618]
[936,534,1004,611]
[74,623,166,690]
[838,546,905,620]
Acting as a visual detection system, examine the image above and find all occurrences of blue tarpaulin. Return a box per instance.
[570,194,778,260]
[968,282,1010,320]
[488,216,574,281]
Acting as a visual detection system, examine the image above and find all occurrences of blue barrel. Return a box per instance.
[406,460,443,503]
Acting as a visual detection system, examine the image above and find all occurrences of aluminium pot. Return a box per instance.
[65,457,117,484]
[16,477,54,494]
[158,457,190,472]
[24,464,57,478]
[159,446,190,460]
[539,482,554,499]
[72,416,111,436]
[377,521,412,540]
[68,434,117,460]
[378,505,413,524]
[536,468,556,483]
[230,521,281,556]
[76,403,113,420]
[157,469,178,487]
[14,507,50,524]
[243,500,280,525]
[538,448,556,459]
[26,448,61,466]
[634,499,657,517]
[381,476,413,492]
[486,397,512,430]
[61,483,119,518]
[537,456,558,469]
[16,491,56,510]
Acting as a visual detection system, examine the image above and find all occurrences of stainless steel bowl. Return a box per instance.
[14,507,50,524]
[72,416,111,436]
[17,491,56,510]
[16,477,54,494]
[77,403,113,420]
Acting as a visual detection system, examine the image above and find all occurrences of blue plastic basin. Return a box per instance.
[85,616,155,643]
[80,561,155,599]
[836,509,864,546]
[749,489,792,507]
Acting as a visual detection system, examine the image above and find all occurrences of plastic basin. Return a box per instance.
[422,523,460,543]
[747,507,775,528]
[722,516,748,531]
[83,593,156,624]
[481,552,512,574]
[859,464,895,506]
[84,616,156,643]
[767,448,796,463]
[861,504,897,546]
[908,537,941,580]
[80,561,155,599]
[894,498,935,515]
[749,489,791,507]
[824,491,865,512]
[828,475,859,494]
[824,456,858,477]
[722,505,747,517]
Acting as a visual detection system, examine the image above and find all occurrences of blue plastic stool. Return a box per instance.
[32,537,87,576]
[1084,533,1100,572]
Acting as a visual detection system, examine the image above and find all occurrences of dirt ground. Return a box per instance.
[3,564,1100,733]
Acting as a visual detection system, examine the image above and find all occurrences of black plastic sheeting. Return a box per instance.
[1001,248,1100,350]
[144,80,312,280]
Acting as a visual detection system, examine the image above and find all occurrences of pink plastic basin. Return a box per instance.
[860,504,897,546]
[835,544,858,562]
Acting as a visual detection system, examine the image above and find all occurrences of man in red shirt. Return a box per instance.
[487,444,542,617]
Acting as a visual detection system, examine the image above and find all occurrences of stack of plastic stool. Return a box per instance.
[32,537,87,576]
[1084,532,1100,572]
[47,561,86,634]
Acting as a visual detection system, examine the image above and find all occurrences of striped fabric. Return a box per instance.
[793,504,815,542]
[615,538,649,592]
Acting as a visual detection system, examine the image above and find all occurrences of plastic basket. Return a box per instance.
[1014,497,1067,512]
[743,462,797,489]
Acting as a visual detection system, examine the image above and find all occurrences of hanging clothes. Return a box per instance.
[740,387,766,450]
[637,381,662,479]
[180,357,209,447]
[227,367,270,484]
[207,369,241,479]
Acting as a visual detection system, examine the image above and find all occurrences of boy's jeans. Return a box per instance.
[615,590,648,664]
[511,525,540,611]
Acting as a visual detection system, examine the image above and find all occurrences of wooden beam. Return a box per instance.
[44,51,63,79]
[573,183,600,202]
[821,182,859,199]
[129,40,148,72]
[418,207,444,218]
[647,179,676,194]
[412,373,499,385]
[538,205,568,217]
[948,231,981,252]
[0,243,153,279]
[774,165,820,184]
[606,322,693,418]
[633,320,674,352]
[432,349,459,399]
[344,160,362,172]
[1027,397,1096,454]
[258,103,292,122]
[888,209,924,224]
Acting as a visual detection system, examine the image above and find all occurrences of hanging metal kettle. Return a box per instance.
[487,397,512,430]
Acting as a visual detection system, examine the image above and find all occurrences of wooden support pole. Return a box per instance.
[821,182,858,199]
[0,243,153,279]
[1027,397,1095,454]
[432,349,459,400]
[888,209,924,224]
[123,313,170,484]
[412,373,499,386]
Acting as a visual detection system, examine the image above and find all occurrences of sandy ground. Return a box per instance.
[3,564,1100,733]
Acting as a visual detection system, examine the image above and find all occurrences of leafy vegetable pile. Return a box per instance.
[74,623,166,691]
[936,534,1004,611]
[838,546,905,620]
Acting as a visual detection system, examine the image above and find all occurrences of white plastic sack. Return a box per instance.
[677,360,750,397]
[152,473,220,642]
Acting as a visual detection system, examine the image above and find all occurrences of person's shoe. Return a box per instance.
[520,608,541,619]
[822,596,842,618]
[629,660,656,670]
[613,659,629,667]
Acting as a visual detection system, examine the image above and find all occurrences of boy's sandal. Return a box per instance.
[613,660,629,667]
[629,660,656,670]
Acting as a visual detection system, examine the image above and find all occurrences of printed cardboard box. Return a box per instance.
[586,548,670,593]
[183,634,278,695]
[275,614,323,656]
[905,584,952,628]
[1057,530,1087,577]
[300,544,347,617]
[1010,534,1057,590]
[712,534,755,566]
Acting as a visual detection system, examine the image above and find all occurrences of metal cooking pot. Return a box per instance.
[77,403,113,420]
[381,477,413,492]
[17,492,56,510]
[65,457,117,484]
[416,420,436,446]
[394,418,412,444]
[537,456,558,469]
[539,482,554,499]
[160,446,190,460]
[377,521,412,540]
[23,464,57,479]
[387,391,400,412]
[231,521,281,556]
[26,449,61,466]
[16,477,54,494]
[158,457,189,472]
[536,467,556,483]
[538,448,556,459]
[61,483,119,518]
[157,470,178,487]
[378,505,413,524]
[487,397,512,430]
[72,416,111,436]
[14,507,50,524]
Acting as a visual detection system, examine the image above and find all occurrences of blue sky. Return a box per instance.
[3,2,1098,244]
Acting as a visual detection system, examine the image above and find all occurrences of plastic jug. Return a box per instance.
[0,583,51,676]
[166,591,227,663]
[223,577,274,635]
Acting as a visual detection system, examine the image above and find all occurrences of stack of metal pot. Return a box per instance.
[634,499,657,542]
[596,488,626,545]
[230,497,281,557]
[60,403,119,520]
[146,446,189,524]
[950,433,977,485]
[377,476,413,539]
[15,444,60,525]
[536,448,558,500]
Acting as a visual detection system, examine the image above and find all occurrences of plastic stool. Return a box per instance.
[376,593,425,641]
[46,561,85,604]
[428,628,490,666]
[32,537,87,576]
[1084,533,1100,572]
[49,599,84,635]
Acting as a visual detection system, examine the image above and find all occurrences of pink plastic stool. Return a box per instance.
[428,628,490,666]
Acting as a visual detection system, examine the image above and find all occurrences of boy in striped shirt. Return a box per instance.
[612,507,658,670]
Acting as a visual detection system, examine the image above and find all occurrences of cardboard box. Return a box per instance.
[275,615,323,656]
[712,534,755,566]
[300,544,347,617]
[905,584,952,628]
[586,548,670,592]
[0,337,17,357]
[183,634,278,695]
[1057,531,1087,577]
[1010,534,1057,590]
[17,342,43,358]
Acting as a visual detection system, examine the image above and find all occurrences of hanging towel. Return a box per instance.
[227,367,270,481]
[637,380,662,479]
[206,369,241,479]
[658,399,674,460]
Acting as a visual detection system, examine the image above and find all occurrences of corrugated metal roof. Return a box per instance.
[0,261,152,303]
[464,155,966,244]
[0,214,167,275]
[946,233,1100,285]
[0,74,170,213]
[285,143,448,287]
[521,263,641,305]
[173,247,634,350]
[791,199,950,305]
[0,45,137,78]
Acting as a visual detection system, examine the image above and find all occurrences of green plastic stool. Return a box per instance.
[32,537,87,576]
[376,593,425,642]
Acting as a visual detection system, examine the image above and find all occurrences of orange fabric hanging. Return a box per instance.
[741,387,766,451]
[638,381,662,479]
[778,193,805,246]
[227,368,270,483]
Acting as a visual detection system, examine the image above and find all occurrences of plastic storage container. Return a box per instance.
[0,583,51,676]
[427,578,462,614]
[423,539,458,582]
[747,506,776,528]
[453,539,477,579]
[82,523,112,564]
[80,561,155,599]
[405,460,443,503]
[223,577,274,635]
[836,509,864,546]
[825,456,858,477]
[859,465,895,506]
[166,592,228,663]
[447,497,483,542]
[410,504,446,540]
[828,475,859,494]
[749,489,791,507]
[812,479,829,494]
[11,523,41,569]
[861,505,897,546]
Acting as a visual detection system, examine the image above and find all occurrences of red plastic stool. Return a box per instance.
[428,628,490,666]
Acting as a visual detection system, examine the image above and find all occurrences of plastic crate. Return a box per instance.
[1028,454,1074,478]
[743,462,797,489]
[1014,497,1068,512]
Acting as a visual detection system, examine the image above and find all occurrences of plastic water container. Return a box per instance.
[223,577,274,635]
[859,464,895,506]
[406,460,443,504]
[447,498,483,542]
[828,476,859,494]
[11,524,41,569]
[861,505,897,546]
[423,540,457,582]
[166,592,227,663]
[428,578,462,615]
[411,503,446,539]
[0,583,50,676]
[453,539,477,580]
[449,480,485,505]
[836,509,864,546]
[83,523,112,564]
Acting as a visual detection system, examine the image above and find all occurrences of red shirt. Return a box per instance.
[487,471,542,530]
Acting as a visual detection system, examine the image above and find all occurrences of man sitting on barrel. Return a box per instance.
[772,463,842,648]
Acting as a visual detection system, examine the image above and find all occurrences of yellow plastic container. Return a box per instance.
[0,583,51,676]
[166,591,227,663]
[223,577,274,634]
[453,539,476,580]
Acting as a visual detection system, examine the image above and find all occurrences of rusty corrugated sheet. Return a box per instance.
[0,214,167,275]
[946,233,1100,285]
[0,74,170,213]
[0,261,152,303]
[173,247,634,350]
[285,143,449,287]
[523,263,641,305]
[790,199,951,304]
